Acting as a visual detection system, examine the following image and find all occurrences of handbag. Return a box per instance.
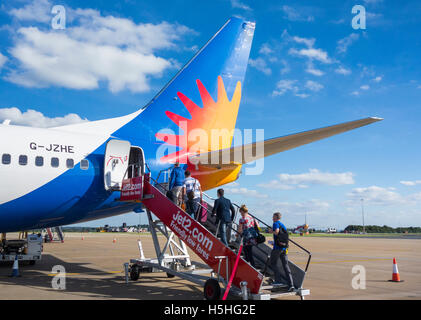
[254,220,266,244]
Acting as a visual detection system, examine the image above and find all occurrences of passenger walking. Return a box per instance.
[183,170,202,219]
[269,212,294,292]
[237,205,258,268]
[169,162,185,207]
[211,189,235,246]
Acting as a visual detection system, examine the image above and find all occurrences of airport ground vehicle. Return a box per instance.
[0,232,43,265]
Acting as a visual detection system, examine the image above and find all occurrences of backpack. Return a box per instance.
[166,190,175,203]
[243,226,258,244]
[275,225,289,249]
[187,178,198,200]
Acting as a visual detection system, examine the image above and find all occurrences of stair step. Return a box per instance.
[261,284,290,290]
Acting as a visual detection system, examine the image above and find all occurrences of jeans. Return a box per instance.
[186,198,200,219]
[218,221,228,246]
[270,249,294,287]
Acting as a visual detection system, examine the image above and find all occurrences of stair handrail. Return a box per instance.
[147,173,245,253]
[149,170,311,273]
[205,193,312,273]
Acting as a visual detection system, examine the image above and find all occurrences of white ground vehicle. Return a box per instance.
[1,233,43,265]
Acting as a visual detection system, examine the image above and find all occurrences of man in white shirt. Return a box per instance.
[183,171,202,219]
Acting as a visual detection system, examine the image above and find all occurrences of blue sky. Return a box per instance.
[0,0,420,229]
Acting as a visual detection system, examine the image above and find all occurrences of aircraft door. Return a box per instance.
[127,146,145,178]
[120,147,146,202]
[104,139,131,191]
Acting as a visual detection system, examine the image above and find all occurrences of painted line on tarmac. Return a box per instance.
[47,270,123,276]
[311,258,390,264]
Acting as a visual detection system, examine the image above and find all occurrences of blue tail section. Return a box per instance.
[111,17,255,168]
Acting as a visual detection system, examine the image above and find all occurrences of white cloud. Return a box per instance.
[258,199,330,216]
[289,47,332,64]
[66,9,195,54]
[249,57,271,76]
[225,187,268,199]
[0,53,7,69]
[305,62,324,76]
[408,192,421,202]
[250,43,277,75]
[259,169,355,190]
[360,65,376,78]
[272,79,298,96]
[363,0,383,5]
[366,12,384,26]
[372,76,382,82]
[280,59,290,75]
[346,186,405,206]
[305,80,324,92]
[272,79,308,98]
[9,0,51,23]
[360,85,370,90]
[230,0,251,11]
[336,33,359,54]
[283,32,331,79]
[335,66,351,75]
[292,36,315,48]
[6,1,195,93]
[0,107,88,127]
[278,169,354,186]
[257,180,308,190]
[259,43,273,55]
[400,180,421,186]
[272,79,323,98]
[281,5,314,22]
[294,93,309,98]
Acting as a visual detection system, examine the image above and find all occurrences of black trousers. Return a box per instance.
[243,245,256,267]
[270,249,294,287]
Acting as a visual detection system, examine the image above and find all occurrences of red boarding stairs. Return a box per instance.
[120,173,311,300]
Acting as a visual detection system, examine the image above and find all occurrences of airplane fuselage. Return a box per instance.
[0,123,148,232]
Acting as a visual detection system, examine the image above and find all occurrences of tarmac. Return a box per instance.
[0,232,420,300]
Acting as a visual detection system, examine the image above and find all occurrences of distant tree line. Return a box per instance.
[344,225,421,233]
[62,227,97,232]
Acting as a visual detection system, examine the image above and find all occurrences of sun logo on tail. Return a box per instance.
[156,76,242,163]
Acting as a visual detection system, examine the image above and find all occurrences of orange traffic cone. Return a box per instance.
[389,257,404,282]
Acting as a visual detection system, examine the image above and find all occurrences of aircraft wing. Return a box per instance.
[190,117,383,165]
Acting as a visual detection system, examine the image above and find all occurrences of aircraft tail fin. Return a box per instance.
[112,17,256,163]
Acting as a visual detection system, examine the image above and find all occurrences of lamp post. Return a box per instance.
[361,198,365,234]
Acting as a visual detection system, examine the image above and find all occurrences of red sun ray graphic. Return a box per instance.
[155,76,242,164]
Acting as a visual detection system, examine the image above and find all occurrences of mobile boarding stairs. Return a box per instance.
[119,169,311,300]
